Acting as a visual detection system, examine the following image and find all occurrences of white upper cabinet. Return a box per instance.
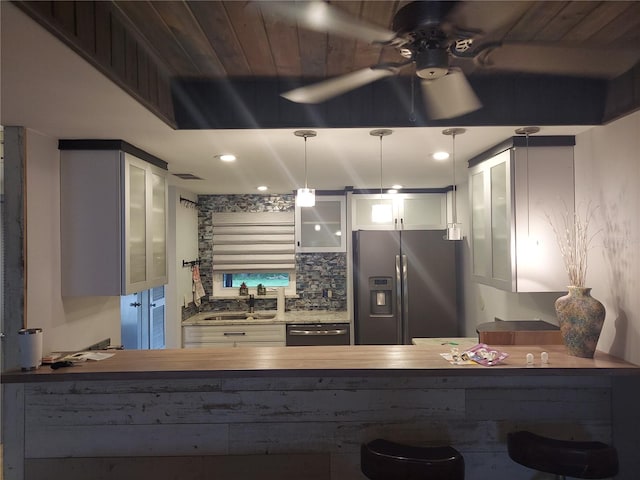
[60,143,168,296]
[352,193,446,230]
[468,137,575,292]
[295,195,346,252]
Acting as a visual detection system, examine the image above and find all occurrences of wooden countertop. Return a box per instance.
[3,343,638,384]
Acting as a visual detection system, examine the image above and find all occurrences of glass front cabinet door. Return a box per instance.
[295,195,346,252]
[351,193,446,230]
[124,153,168,294]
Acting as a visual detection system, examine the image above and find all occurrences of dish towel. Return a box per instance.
[192,265,206,306]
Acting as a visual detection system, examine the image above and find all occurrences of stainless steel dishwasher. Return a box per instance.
[286,323,351,346]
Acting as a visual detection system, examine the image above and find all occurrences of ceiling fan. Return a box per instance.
[255,1,640,120]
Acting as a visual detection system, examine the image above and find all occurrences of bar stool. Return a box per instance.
[361,438,465,480]
[507,431,618,479]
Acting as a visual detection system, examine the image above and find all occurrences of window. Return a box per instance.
[212,272,296,297]
[223,273,290,288]
[211,211,297,297]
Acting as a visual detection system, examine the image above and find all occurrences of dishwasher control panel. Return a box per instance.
[285,323,351,346]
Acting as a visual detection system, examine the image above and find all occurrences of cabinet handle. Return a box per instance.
[129,302,142,307]
[223,332,246,336]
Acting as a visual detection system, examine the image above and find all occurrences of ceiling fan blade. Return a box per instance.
[421,69,482,119]
[445,1,529,37]
[254,1,397,44]
[476,43,640,79]
[281,67,397,104]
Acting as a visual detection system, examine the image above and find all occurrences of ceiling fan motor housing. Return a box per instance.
[416,48,449,79]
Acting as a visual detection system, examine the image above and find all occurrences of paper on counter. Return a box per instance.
[64,351,115,362]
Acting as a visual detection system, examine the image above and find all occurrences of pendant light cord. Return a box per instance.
[304,136,309,189]
[369,129,392,198]
[379,134,383,198]
[515,126,540,237]
[452,132,457,224]
[525,131,530,236]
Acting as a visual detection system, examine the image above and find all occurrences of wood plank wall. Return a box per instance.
[8,374,620,480]
[13,1,176,128]
[605,62,640,123]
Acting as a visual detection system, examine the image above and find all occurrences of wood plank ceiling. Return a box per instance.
[15,1,640,127]
[113,1,640,79]
[114,0,640,128]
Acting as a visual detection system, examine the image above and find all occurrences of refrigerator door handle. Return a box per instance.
[401,254,409,344]
[395,255,403,344]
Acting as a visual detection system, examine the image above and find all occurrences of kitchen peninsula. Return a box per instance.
[4,344,640,480]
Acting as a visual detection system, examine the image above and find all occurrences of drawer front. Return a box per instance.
[183,324,285,344]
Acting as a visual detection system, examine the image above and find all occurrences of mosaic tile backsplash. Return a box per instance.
[183,194,347,319]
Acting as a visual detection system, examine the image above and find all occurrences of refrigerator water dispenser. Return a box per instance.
[369,277,393,315]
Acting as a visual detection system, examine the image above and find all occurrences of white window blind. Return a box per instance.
[212,211,295,272]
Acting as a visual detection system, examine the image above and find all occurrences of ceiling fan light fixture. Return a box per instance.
[422,68,482,119]
[415,48,449,79]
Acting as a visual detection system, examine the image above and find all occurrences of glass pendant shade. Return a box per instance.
[446,222,463,241]
[297,187,316,207]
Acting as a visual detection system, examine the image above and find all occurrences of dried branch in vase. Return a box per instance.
[546,202,600,288]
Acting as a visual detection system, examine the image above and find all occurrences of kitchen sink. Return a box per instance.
[204,312,277,321]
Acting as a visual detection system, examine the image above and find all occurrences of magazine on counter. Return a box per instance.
[441,343,509,366]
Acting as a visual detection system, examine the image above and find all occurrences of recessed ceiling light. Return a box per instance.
[257,185,268,191]
[391,184,403,190]
[387,189,398,194]
[433,151,450,161]
[216,154,236,162]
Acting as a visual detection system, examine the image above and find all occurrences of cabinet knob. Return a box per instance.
[150,303,156,308]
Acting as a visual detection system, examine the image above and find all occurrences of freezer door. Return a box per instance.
[401,230,458,340]
[353,230,401,344]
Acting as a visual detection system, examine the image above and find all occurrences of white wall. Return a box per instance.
[462,110,640,365]
[25,129,121,354]
[574,110,640,364]
[165,187,199,348]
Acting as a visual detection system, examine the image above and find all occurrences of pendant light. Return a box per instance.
[515,126,540,239]
[370,129,393,224]
[442,127,466,240]
[295,130,317,207]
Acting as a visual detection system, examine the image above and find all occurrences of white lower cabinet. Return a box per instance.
[183,323,285,348]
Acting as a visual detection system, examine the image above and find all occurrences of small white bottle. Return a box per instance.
[541,351,549,365]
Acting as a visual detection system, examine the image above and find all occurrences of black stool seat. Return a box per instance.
[507,431,618,479]
[361,438,464,480]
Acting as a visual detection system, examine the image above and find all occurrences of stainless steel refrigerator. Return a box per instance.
[353,230,458,344]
